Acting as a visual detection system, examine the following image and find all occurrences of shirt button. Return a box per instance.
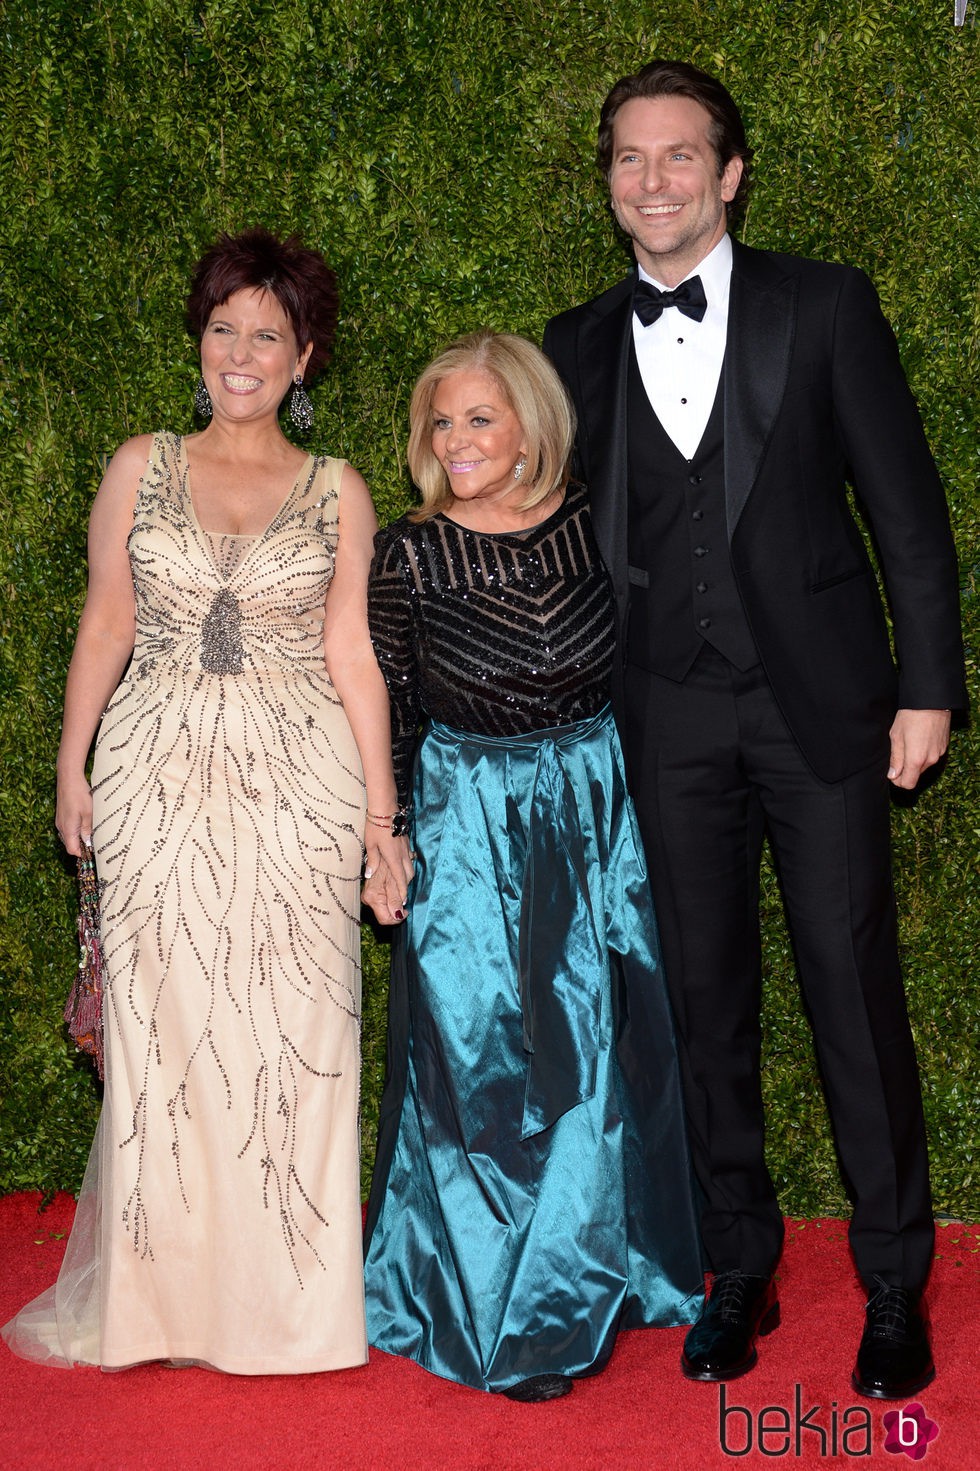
[688,474,702,485]
[680,397,688,405]
[694,546,708,557]
[697,581,707,593]
[692,510,704,521]
[699,617,712,629]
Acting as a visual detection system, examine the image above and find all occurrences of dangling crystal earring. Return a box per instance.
[290,376,314,431]
[513,455,528,481]
[194,377,213,418]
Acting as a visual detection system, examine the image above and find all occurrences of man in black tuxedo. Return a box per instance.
[544,60,965,1398]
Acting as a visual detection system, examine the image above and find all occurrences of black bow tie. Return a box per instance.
[633,276,708,326]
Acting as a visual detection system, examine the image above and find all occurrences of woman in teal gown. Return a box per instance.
[363,331,703,1401]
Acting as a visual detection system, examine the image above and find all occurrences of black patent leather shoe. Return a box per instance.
[851,1277,935,1400]
[681,1271,779,1381]
[501,1374,573,1402]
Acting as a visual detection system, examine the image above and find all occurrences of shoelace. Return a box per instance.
[712,1271,761,1321]
[867,1276,911,1339]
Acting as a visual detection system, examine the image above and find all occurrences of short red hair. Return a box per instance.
[186,228,339,381]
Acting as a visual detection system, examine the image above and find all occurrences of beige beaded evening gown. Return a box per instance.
[3,432,368,1373]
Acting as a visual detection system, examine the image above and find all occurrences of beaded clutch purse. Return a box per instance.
[63,842,105,1079]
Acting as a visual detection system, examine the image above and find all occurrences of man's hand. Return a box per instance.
[887,709,951,790]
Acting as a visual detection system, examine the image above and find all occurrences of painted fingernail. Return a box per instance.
[364,865,374,879]
[394,909,405,921]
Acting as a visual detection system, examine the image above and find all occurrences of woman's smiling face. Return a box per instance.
[429,368,528,510]
[200,288,311,424]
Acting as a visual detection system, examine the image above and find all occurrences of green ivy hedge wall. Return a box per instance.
[1,1,977,1216]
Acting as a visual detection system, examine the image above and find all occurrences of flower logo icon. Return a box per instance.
[883,1402,940,1460]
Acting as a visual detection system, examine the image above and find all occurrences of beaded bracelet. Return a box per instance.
[367,807,412,837]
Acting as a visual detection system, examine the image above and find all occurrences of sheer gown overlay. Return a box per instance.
[3,432,368,1374]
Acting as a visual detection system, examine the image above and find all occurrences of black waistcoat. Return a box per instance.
[626,346,759,678]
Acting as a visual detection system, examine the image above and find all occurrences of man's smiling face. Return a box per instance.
[608,94,743,286]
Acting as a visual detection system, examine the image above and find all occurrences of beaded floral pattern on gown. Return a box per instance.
[3,432,368,1374]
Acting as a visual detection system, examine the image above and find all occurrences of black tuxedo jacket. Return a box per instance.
[543,239,966,783]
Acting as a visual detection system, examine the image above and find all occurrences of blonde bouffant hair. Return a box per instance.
[407,330,575,522]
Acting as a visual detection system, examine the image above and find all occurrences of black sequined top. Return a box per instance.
[368,482,616,801]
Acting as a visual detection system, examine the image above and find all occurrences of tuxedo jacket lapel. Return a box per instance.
[724,243,798,536]
[576,279,634,616]
[564,246,799,562]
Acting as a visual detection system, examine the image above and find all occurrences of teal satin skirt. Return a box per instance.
[364,707,704,1392]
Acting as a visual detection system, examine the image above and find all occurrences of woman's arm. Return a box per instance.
[55,436,150,855]
[367,522,423,810]
[323,464,413,923]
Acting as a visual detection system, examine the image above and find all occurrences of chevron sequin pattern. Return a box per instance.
[368,483,616,799]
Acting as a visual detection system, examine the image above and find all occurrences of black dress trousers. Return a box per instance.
[623,644,934,1291]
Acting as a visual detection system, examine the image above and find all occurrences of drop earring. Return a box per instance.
[513,455,528,481]
[194,378,213,418]
[289,376,314,431]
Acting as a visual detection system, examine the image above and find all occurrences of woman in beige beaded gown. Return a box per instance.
[2,229,412,1374]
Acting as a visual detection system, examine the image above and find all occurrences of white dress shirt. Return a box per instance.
[631,233,732,460]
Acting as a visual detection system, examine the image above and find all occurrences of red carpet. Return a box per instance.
[0,1193,976,1469]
